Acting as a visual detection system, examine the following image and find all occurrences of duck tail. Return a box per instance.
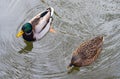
[49,7,54,16]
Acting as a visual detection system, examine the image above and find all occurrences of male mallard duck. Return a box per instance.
[16,7,55,41]
[68,36,103,69]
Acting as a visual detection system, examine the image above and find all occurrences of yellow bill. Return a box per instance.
[16,30,24,38]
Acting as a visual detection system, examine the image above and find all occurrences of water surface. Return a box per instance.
[0,0,120,79]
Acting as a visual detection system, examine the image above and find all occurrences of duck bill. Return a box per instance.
[67,66,73,70]
[16,30,24,38]
[67,63,73,70]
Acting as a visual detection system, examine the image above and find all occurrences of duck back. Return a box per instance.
[72,36,103,67]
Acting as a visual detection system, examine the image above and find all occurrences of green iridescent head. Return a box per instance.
[22,23,32,33]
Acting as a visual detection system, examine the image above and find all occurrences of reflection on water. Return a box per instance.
[67,67,80,74]
[19,41,33,54]
[0,0,120,79]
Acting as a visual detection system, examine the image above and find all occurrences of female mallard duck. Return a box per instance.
[16,7,55,41]
[68,36,103,69]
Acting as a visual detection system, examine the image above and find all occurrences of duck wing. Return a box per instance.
[34,11,51,33]
[29,9,51,33]
[29,7,54,40]
[34,18,53,40]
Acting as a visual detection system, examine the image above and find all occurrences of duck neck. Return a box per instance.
[25,31,33,35]
[23,31,36,41]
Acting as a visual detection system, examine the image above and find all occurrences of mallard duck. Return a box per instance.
[16,7,55,41]
[67,36,103,69]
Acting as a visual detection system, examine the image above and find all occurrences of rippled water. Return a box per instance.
[0,0,120,79]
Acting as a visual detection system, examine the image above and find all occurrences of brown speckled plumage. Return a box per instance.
[69,36,103,67]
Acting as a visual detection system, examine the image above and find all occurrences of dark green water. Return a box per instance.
[0,0,120,79]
